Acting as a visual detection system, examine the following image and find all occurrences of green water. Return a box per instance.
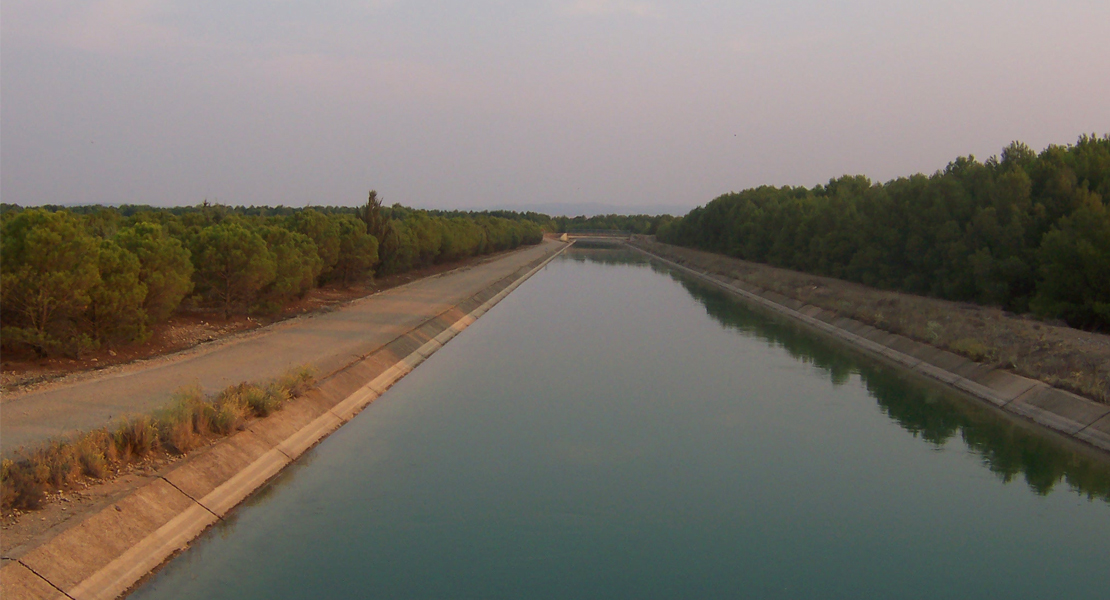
[131,248,1110,599]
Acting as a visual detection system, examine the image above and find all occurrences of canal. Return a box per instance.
[132,247,1110,599]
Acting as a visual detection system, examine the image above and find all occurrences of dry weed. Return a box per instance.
[2,363,318,511]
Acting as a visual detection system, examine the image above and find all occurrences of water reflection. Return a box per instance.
[571,247,1110,502]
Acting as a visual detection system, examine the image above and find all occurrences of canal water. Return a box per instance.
[132,248,1110,599]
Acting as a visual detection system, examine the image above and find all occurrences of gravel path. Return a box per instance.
[0,241,562,454]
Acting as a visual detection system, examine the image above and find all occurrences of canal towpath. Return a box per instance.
[1,240,564,455]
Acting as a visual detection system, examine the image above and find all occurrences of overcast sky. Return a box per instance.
[2,0,1108,213]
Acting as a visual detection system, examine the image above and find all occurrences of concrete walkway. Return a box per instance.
[629,242,1110,455]
[1,241,564,454]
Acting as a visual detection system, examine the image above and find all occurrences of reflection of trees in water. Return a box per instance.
[670,271,1110,503]
[563,248,649,266]
[561,249,1110,501]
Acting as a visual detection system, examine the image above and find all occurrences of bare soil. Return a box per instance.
[631,237,1110,404]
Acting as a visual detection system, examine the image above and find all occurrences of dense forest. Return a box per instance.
[0,194,543,357]
[658,135,1110,331]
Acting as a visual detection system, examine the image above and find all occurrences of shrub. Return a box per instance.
[0,461,46,510]
[1,365,317,510]
[113,415,157,460]
[40,442,80,488]
[155,386,209,454]
[209,390,248,434]
[240,384,283,417]
[278,365,316,398]
[74,432,111,478]
[951,338,994,362]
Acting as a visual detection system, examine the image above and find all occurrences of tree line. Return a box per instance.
[657,135,1110,331]
[551,214,675,234]
[1,195,543,357]
[421,210,676,236]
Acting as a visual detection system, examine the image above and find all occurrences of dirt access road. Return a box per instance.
[1,240,564,454]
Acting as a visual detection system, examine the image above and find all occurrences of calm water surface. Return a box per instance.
[132,248,1110,599]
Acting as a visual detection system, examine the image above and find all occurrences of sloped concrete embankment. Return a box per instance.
[0,244,568,600]
[629,244,1110,455]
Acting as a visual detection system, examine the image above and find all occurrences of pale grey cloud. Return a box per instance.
[1,0,1107,212]
[3,0,192,54]
[560,0,662,19]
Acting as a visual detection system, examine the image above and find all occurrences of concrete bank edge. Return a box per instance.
[1,242,570,600]
[627,243,1110,455]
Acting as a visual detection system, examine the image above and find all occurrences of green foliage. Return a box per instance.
[190,221,276,318]
[115,221,194,322]
[360,189,389,242]
[376,218,418,275]
[3,200,545,355]
[1,209,103,356]
[258,226,323,310]
[659,135,1110,330]
[332,216,379,286]
[551,213,675,235]
[86,238,148,344]
[288,208,341,280]
[1031,191,1110,328]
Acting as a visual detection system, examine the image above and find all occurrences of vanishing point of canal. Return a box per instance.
[132,247,1110,599]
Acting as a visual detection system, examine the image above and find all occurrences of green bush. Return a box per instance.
[115,221,194,322]
[1031,191,1110,329]
[332,216,379,286]
[1,209,102,356]
[85,238,148,344]
[190,221,276,318]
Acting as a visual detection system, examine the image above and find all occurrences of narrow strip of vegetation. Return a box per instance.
[0,193,543,359]
[0,366,315,512]
[658,135,1110,331]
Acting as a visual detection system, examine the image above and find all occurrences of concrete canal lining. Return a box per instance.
[0,242,570,600]
[627,243,1110,455]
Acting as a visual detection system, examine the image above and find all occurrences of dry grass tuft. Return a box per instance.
[113,415,157,460]
[74,432,111,479]
[278,365,316,398]
[155,385,209,454]
[209,389,248,434]
[1,364,318,511]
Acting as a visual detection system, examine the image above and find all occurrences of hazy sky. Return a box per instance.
[2,1,1108,213]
